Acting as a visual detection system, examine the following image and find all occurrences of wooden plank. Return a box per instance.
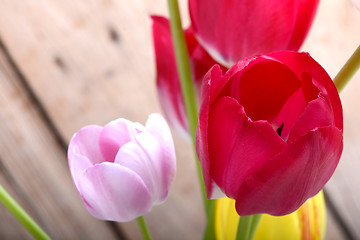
[0,48,118,239]
[303,0,360,238]
[0,1,205,239]
[0,168,34,239]
[326,205,346,240]
[0,0,357,239]
[0,0,172,140]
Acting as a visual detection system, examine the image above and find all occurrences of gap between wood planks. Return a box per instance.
[0,36,127,240]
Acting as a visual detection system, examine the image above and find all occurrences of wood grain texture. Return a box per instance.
[303,0,360,238]
[0,168,34,239]
[0,0,358,239]
[0,48,117,239]
[326,207,346,240]
[0,1,205,239]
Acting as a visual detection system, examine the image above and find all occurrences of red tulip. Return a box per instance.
[189,0,320,66]
[152,16,224,138]
[196,51,343,216]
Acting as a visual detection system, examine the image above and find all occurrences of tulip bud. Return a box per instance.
[196,51,343,216]
[68,113,176,222]
[152,16,224,139]
[189,0,320,66]
[215,191,326,240]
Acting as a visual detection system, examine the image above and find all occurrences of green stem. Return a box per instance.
[248,214,262,240]
[0,185,51,240]
[167,0,198,141]
[236,215,262,240]
[333,44,360,92]
[167,0,216,238]
[203,199,216,240]
[167,0,210,214]
[136,216,152,240]
[236,216,252,240]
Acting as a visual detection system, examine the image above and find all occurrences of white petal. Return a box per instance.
[77,162,152,222]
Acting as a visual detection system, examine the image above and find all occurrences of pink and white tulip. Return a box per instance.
[68,113,176,222]
[189,0,320,66]
[196,51,343,216]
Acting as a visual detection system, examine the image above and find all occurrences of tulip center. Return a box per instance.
[229,61,301,124]
[276,123,284,137]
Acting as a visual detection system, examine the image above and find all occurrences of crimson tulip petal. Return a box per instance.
[189,0,319,66]
[197,63,261,198]
[68,125,104,165]
[99,118,137,162]
[271,89,307,141]
[152,16,189,138]
[196,64,225,198]
[286,1,320,50]
[186,28,225,87]
[288,95,334,142]
[227,59,302,122]
[235,126,343,216]
[208,96,287,199]
[77,163,152,222]
[152,16,223,139]
[268,52,343,131]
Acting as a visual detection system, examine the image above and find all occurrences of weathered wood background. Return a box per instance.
[0,0,359,239]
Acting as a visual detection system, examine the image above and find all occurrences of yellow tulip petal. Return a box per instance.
[215,197,239,240]
[215,191,326,240]
[254,213,301,240]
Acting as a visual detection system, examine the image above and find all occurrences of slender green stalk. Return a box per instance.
[248,214,262,240]
[236,215,262,240]
[203,199,216,240]
[136,216,152,240]
[0,185,51,240]
[167,0,211,214]
[194,151,209,216]
[167,1,216,238]
[167,0,198,141]
[236,216,252,240]
[333,44,360,92]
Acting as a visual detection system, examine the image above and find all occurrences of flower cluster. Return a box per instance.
[67,0,347,238]
[153,0,343,217]
[153,0,320,138]
[3,0,359,239]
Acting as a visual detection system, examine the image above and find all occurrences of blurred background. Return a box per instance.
[0,0,359,239]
